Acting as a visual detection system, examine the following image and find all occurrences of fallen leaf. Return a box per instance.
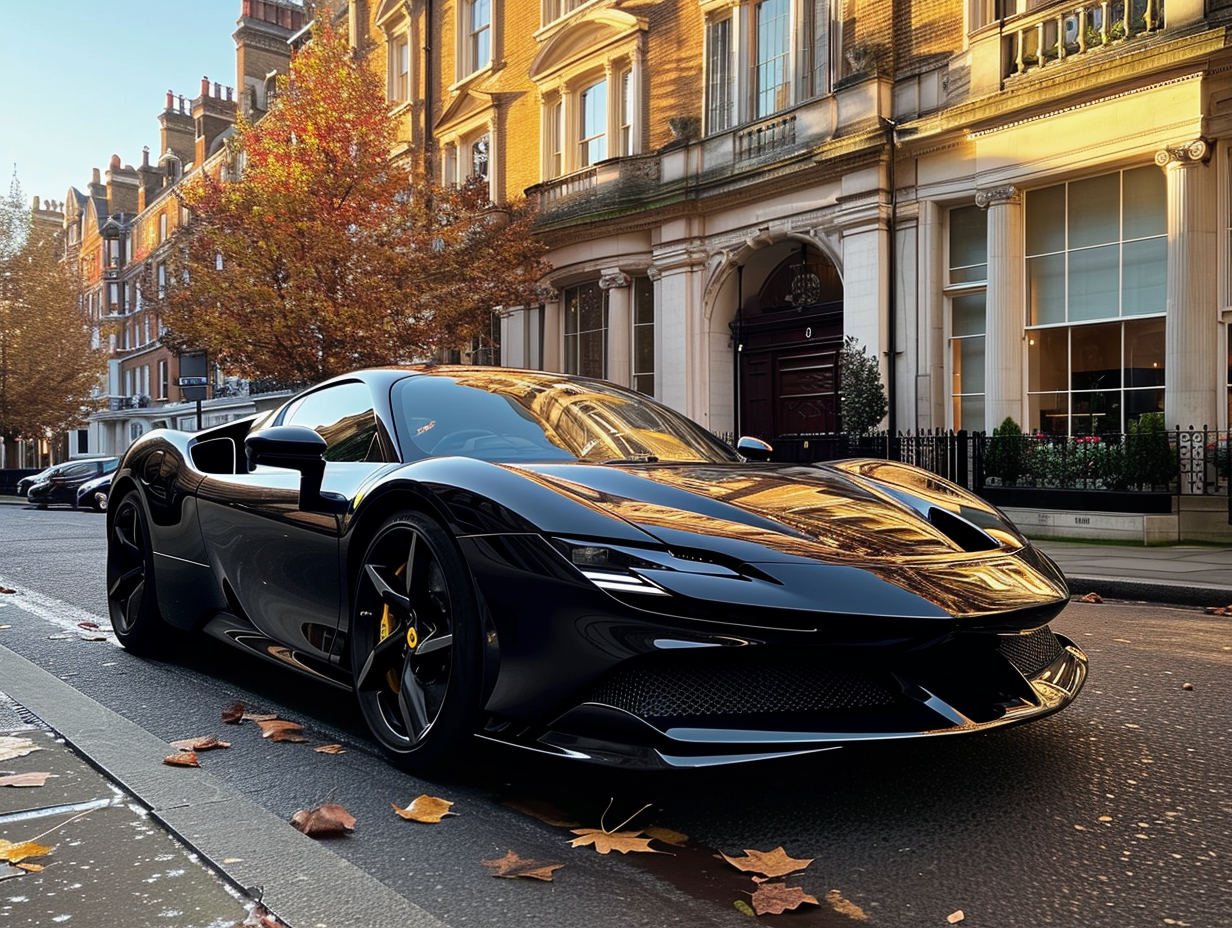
[221,702,245,724]
[481,850,564,881]
[721,846,814,878]
[255,719,306,742]
[244,711,280,722]
[393,795,456,823]
[1182,682,1194,691]
[750,882,818,915]
[314,744,347,755]
[644,826,689,847]
[502,798,580,828]
[77,621,100,630]
[733,900,756,917]
[0,840,53,864]
[947,911,966,924]
[825,889,868,920]
[15,862,44,872]
[78,632,108,641]
[0,587,15,594]
[1080,592,1103,603]
[0,772,52,788]
[163,751,200,767]
[290,802,355,837]
[0,737,42,762]
[568,828,661,855]
[171,737,231,751]
[1204,606,1226,615]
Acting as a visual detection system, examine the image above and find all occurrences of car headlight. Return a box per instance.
[551,539,671,597]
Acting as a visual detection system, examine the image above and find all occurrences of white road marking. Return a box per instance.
[0,578,117,645]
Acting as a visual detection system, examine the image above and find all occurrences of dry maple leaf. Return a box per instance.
[314,744,347,755]
[0,840,53,864]
[644,826,689,847]
[392,795,456,823]
[222,702,245,724]
[0,736,42,762]
[481,850,565,881]
[947,910,966,924]
[0,772,52,788]
[163,751,200,768]
[825,889,869,921]
[0,586,16,594]
[1079,592,1103,604]
[255,719,306,742]
[290,802,356,837]
[721,846,814,878]
[750,882,819,916]
[16,862,45,872]
[171,737,231,751]
[568,828,661,855]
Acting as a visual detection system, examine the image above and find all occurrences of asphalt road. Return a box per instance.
[0,503,1229,928]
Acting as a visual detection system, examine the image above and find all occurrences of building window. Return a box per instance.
[632,276,654,395]
[548,98,564,178]
[159,359,169,399]
[948,205,987,431]
[543,0,587,25]
[704,1,830,133]
[157,262,167,298]
[563,282,608,378]
[76,430,89,455]
[617,68,633,157]
[390,35,411,102]
[471,134,490,182]
[466,0,492,75]
[1025,166,1167,435]
[158,213,167,243]
[706,15,734,133]
[579,79,608,167]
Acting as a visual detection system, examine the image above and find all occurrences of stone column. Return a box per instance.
[601,271,632,387]
[1157,139,1218,432]
[649,245,707,420]
[976,185,1024,432]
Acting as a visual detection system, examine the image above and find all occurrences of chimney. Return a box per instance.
[192,75,237,166]
[159,89,195,166]
[235,0,305,117]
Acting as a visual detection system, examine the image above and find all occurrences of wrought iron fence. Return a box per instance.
[715,426,1231,500]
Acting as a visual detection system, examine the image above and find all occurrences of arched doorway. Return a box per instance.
[731,245,843,442]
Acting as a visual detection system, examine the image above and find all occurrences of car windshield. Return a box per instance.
[392,371,741,465]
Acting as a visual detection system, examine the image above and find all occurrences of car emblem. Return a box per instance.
[406,627,418,650]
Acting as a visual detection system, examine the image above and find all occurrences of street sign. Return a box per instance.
[177,376,209,387]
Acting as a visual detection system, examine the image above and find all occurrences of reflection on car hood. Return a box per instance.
[514,461,1067,616]
[519,462,984,558]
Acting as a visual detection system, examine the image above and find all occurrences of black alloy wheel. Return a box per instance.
[350,510,481,770]
[107,491,166,652]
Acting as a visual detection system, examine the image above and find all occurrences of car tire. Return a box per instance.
[350,510,482,771]
[107,491,167,653]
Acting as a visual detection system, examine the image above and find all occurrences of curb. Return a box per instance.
[0,642,447,928]
[1066,575,1232,608]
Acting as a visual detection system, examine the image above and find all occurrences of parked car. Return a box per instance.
[75,472,113,512]
[27,458,119,508]
[106,367,1086,771]
[15,466,56,497]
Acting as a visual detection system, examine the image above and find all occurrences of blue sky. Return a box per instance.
[0,2,244,208]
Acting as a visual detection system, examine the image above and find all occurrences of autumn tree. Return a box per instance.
[0,180,104,449]
[157,17,550,385]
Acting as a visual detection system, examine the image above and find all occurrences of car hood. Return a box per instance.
[513,461,1067,617]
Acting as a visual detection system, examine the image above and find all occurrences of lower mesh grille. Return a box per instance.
[587,651,900,719]
[997,626,1063,677]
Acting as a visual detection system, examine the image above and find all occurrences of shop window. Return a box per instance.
[563,283,608,378]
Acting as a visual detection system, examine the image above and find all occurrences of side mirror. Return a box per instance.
[245,426,346,514]
[736,436,773,462]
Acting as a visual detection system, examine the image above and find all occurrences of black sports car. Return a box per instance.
[106,367,1086,770]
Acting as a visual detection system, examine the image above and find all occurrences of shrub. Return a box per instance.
[984,417,1024,484]
[839,336,888,436]
[1124,413,1175,489]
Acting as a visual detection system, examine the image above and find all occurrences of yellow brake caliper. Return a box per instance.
[380,562,414,692]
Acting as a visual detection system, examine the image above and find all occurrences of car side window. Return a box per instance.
[281,381,386,463]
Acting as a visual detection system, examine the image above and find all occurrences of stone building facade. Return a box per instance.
[350,0,1232,448]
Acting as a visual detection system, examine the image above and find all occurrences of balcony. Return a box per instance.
[736,115,798,163]
[530,153,662,221]
[1003,0,1165,79]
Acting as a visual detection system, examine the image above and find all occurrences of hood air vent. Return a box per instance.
[927,507,1000,553]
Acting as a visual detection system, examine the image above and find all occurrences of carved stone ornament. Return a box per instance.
[598,272,631,290]
[1155,139,1211,167]
[974,185,1020,209]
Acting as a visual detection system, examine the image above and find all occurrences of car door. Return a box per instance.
[196,380,390,658]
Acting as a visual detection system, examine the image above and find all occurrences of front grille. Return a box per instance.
[587,651,900,720]
[997,626,1063,677]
